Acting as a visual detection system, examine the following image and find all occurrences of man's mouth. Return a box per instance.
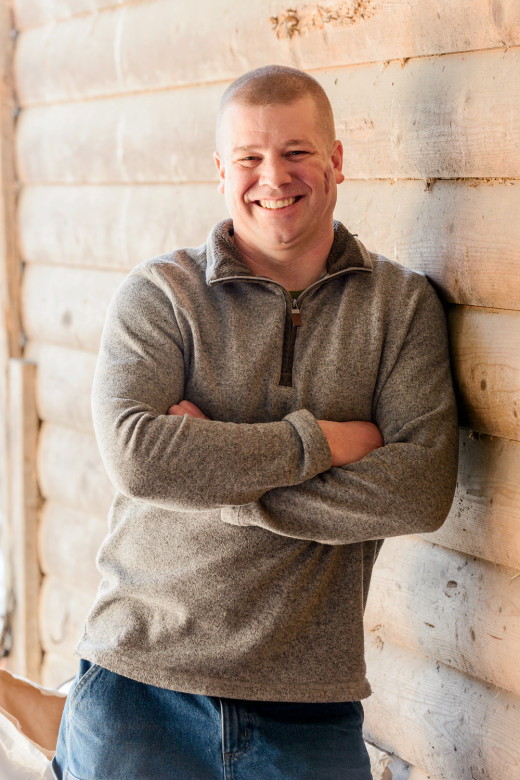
[256,196,302,210]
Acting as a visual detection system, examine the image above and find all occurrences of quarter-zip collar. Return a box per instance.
[206,219,373,388]
[205,219,373,287]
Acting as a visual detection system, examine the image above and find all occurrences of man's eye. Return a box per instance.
[287,150,308,157]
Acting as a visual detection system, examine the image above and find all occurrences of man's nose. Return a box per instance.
[258,157,292,190]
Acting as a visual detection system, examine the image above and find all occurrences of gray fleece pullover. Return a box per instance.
[78,219,458,702]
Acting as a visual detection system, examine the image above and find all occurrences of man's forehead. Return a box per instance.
[231,137,316,152]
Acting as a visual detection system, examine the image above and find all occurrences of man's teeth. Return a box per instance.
[258,197,297,210]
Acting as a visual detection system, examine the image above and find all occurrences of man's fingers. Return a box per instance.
[167,400,210,419]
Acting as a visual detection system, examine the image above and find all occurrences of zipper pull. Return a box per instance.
[291,298,302,326]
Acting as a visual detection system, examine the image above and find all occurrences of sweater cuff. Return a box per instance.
[283,408,333,481]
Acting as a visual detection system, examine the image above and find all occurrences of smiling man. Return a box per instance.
[52,66,458,780]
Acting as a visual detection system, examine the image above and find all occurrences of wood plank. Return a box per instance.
[364,639,520,780]
[22,264,125,351]
[14,0,520,102]
[15,48,520,184]
[13,0,124,28]
[37,422,114,516]
[25,342,97,432]
[450,306,520,441]
[19,184,226,271]
[18,180,520,311]
[424,431,520,571]
[9,359,42,682]
[365,535,520,698]
[39,575,93,662]
[38,501,105,593]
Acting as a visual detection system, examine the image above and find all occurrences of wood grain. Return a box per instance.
[18,184,226,271]
[365,535,520,698]
[424,431,520,571]
[450,306,520,441]
[22,264,125,351]
[25,342,97,433]
[37,422,114,516]
[38,501,105,593]
[15,48,520,184]
[364,638,520,780]
[39,576,93,661]
[14,0,520,101]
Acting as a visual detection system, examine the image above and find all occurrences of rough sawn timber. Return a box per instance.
[13,0,520,102]
[363,638,520,780]
[15,48,520,183]
[365,535,520,698]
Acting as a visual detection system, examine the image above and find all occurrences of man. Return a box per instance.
[53,65,458,779]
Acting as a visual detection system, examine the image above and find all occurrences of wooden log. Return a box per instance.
[16,48,520,184]
[25,342,97,432]
[22,264,125,351]
[19,184,225,271]
[38,501,106,593]
[363,638,520,780]
[450,306,520,442]
[37,422,115,517]
[41,651,79,691]
[14,0,124,29]
[14,0,520,102]
[424,431,520,571]
[39,576,93,662]
[365,535,520,698]
[18,179,520,312]
[337,179,520,311]
[9,359,42,682]
[16,86,222,184]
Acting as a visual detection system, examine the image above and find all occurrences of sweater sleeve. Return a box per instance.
[221,281,459,544]
[91,268,332,511]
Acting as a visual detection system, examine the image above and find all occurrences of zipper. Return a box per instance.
[210,267,371,388]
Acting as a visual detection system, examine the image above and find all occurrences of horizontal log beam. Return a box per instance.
[25,342,97,432]
[15,48,520,183]
[424,431,520,571]
[18,180,520,311]
[14,0,520,101]
[365,535,520,698]
[22,264,125,351]
[364,638,520,780]
[38,500,105,593]
[39,576,93,661]
[450,306,520,441]
[37,422,114,516]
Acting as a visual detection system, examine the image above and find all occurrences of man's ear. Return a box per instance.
[331,140,345,185]
[214,152,226,194]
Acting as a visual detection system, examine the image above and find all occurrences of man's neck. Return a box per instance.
[233,230,334,290]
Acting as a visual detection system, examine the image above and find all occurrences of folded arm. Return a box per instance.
[92,269,333,510]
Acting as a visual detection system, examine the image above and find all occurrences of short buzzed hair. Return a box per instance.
[216,65,336,153]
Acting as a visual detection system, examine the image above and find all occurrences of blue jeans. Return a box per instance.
[52,660,373,779]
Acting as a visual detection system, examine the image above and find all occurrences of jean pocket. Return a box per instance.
[64,770,84,780]
[68,660,102,711]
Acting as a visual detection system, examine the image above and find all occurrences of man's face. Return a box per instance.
[214,96,344,260]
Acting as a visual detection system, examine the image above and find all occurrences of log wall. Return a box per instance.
[10,0,520,777]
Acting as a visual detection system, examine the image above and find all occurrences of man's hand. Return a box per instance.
[317,420,383,467]
[167,402,381,468]
[168,400,210,419]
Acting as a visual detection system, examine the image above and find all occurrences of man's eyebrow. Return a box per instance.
[232,139,315,153]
